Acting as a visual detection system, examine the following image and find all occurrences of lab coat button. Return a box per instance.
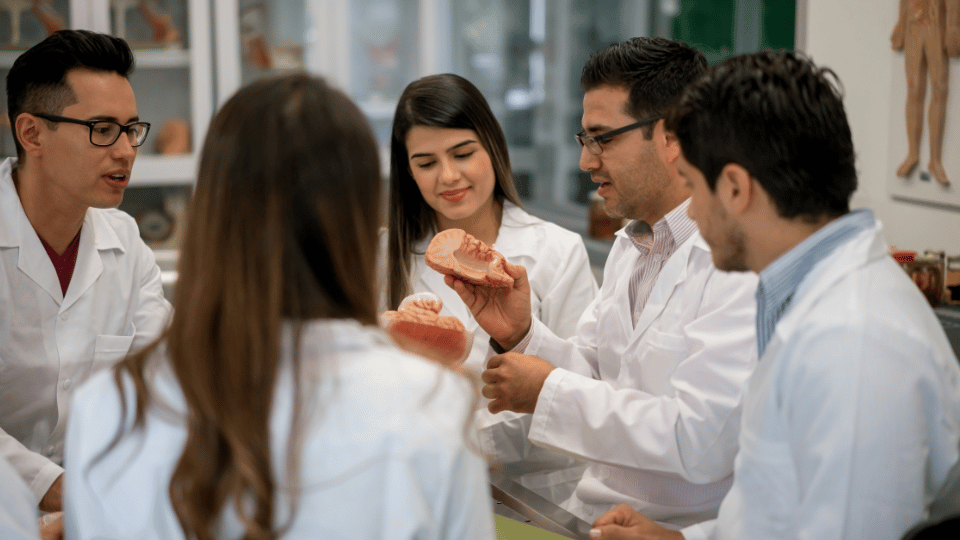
[583,506,593,517]
[62,379,72,391]
[600,467,611,480]
[44,445,55,456]
[59,312,69,321]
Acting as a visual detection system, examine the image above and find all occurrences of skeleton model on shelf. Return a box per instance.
[0,0,31,45]
[891,0,960,187]
[31,0,63,35]
[112,0,181,46]
[240,3,271,69]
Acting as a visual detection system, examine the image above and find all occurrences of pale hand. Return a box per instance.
[481,352,555,414]
[589,504,685,540]
[444,261,532,350]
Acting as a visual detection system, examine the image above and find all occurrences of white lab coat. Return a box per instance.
[0,455,39,540]
[513,227,758,526]
[404,201,598,503]
[682,221,960,540]
[63,319,494,540]
[0,158,171,501]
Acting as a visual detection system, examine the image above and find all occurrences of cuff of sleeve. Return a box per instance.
[30,461,64,505]
[679,518,715,540]
[489,323,535,355]
[528,367,570,447]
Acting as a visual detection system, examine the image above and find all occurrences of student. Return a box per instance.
[63,73,493,540]
[448,38,758,526]
[385,73,597,502]
[0,29,170,513]
[589,50,960,540]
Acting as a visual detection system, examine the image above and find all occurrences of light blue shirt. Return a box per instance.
[755,209,874,356]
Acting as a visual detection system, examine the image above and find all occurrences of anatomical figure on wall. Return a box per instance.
[891,0,960,187]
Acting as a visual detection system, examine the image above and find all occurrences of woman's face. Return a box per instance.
[405,126,497,228]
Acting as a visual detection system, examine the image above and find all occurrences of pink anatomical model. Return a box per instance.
[891,0,960,186]
[380,292,474,367]
[425,229,513,288]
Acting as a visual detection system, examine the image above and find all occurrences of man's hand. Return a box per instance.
[38,474,63,513]
[589,504,685,540]
[444,261,532,350]
[481,352,555,414]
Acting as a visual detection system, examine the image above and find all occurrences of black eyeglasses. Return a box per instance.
[575,114,663,155]
[32,113,151,147]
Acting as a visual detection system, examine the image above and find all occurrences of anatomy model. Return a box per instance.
[111,0,180,45]
[891,0,960,186]
[380,293,474,367]
[425,229,513,288]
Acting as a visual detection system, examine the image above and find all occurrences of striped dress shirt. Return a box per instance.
[626,199,697,327]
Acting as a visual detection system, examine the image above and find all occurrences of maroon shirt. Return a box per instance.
[37,228,82,295]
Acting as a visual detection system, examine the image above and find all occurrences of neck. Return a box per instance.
[13,163,86,254]
[437,198,504,247]
[750,213,838,272]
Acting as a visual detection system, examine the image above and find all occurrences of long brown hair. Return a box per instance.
[112,73,381,540]
[386,73,523,309]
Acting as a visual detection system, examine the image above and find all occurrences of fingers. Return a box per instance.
[592,504,636,528]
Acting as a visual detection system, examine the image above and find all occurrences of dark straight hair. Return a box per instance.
[386,73,522,309]
[6,29,135,158]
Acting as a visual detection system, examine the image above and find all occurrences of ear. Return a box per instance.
[15,113,44,157]
[656,121,680,165]
[715,163,754,216]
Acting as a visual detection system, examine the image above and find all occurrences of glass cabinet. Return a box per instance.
[0,0,214,250]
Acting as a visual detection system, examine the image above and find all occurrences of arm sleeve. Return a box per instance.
[130,239,172,354]
[528,269,757,483]
[778,323,960,540]
[0,456,40,540]
[0,427,63,503]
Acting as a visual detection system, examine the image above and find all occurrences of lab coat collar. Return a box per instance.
[770,216,889,341]
[1,157,126,306]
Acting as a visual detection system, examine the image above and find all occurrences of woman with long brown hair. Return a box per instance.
[62,73,493,540]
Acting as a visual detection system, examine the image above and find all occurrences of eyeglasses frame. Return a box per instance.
[575,114,663,155]
[31,113,151,148]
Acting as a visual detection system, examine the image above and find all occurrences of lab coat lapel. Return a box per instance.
[16,208,64,304]
[627,234,695,347]
[61,212,103,312]
[1,159,62,304]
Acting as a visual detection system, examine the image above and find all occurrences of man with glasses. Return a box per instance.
[449,37,757,526]
[0,30,170,513]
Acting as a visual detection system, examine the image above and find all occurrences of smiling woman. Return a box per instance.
[382,72,599,505]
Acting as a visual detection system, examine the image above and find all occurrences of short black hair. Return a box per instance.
[6,29,135,158]
[580,36,708,137]
[666,50,857,221]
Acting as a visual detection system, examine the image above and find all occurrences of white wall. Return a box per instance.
[802,0,960,254]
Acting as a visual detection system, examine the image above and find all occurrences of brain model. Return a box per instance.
[380,292,474,366]
[425,229,513,287]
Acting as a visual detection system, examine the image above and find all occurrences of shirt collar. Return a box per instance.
[755,208,876,357]
[626,198,696,252]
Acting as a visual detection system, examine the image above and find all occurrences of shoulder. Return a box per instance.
[89,207,152,252]
[500,205,589,260]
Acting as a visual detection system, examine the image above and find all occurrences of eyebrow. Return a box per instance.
[582,124,611,134]
[409,139,476,160]
[87,115,141,123]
